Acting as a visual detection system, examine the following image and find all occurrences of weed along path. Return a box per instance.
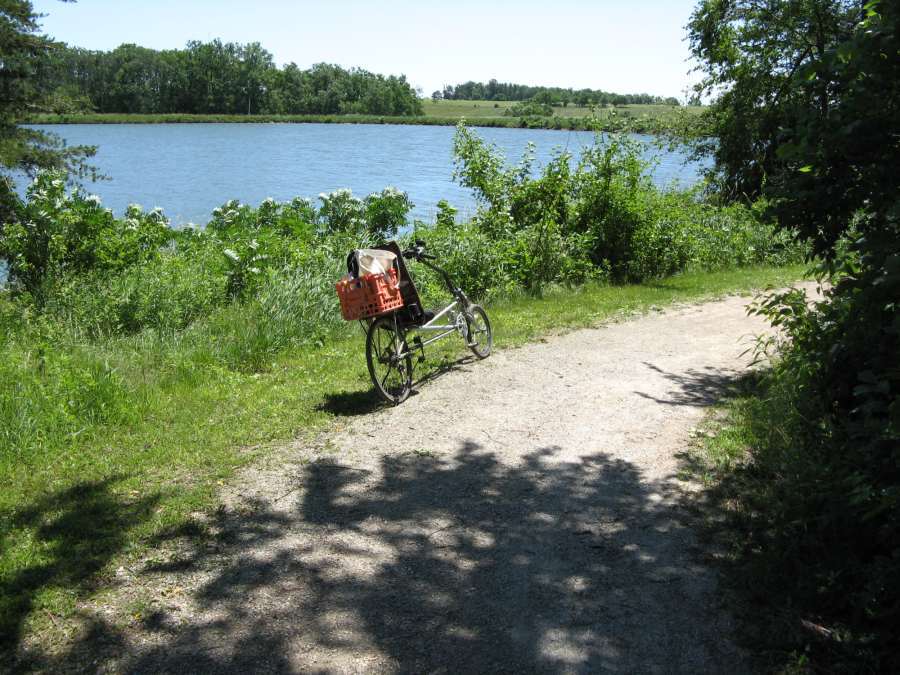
[52,286,813,673]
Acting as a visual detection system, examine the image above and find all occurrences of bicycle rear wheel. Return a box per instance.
[465,305,492,359]
[366,314,413,404]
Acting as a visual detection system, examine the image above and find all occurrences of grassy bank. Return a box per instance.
[1,264,806,657]
[1,126,805,658]
[26,101,702,132]
[688,349,898,672]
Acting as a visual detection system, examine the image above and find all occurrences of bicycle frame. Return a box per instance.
[378,256,472,359]
[410,299,463,347]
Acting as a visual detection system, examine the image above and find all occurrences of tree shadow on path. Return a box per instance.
[635,362,744,407]
[78,440,747,673]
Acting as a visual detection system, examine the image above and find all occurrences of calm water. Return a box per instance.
[29,123,708,225]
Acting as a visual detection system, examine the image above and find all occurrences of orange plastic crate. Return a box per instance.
[335,268,404,321]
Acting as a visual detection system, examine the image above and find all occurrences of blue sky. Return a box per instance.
[33,0,701,99]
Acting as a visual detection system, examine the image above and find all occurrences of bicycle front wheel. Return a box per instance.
[366,314,413,404]
[465,305,493,359]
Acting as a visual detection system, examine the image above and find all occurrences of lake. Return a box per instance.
[28,123,708,225]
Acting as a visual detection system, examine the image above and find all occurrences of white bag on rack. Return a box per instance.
[355,249,398,286]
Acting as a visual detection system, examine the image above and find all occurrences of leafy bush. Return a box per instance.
[0,173,172,301]
[503,101,554,117]
[451,124,802,288]
[1,182,411,338]
[200,264,346,373]
[699,252,899,669]
[685,1,899,667]
[313,187,413,241]
[363,187,414,241]
[42,251,224,337]
[316,189,366,234]
[412,219,512,303]
[0,130,805,394]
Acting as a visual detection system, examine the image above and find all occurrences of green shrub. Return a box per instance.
[187,234,356,372]
[503,101,554,117]
[316,187,412,240]
[450,124,802,287]
[698,244,899,668]
[362,187,414,241]
[0,173,172,302]
[412,219,511,302]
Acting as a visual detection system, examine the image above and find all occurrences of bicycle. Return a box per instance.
[355,240,492,404]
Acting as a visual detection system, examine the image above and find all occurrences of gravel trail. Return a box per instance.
[59,287,813,674]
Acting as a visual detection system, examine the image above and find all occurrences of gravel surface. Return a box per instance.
[43,287,815,674]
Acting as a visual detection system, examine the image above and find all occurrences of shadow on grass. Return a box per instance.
[50,441,743,672]
[672,370,890,672]
[1,476,159,666]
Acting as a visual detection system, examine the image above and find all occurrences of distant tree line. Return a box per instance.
[436,80,681,106]
[37,40,423,116]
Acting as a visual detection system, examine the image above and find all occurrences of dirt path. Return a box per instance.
[52,287,813,674]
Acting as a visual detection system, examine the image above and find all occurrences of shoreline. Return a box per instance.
[24,112,679,134]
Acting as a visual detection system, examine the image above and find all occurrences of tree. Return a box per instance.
[689,0,898,259]
[35,41,424,117]
[689,1,899,664]
[0,0,94,223]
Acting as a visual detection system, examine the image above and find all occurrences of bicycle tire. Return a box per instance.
[465,305,493,359]
[366,314,413,404]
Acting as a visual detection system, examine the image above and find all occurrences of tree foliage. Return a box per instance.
[0,0,94,222]
[441,79,680,107]
[37,40,423,116]
[689,0,899,667]
[690,0,898,253]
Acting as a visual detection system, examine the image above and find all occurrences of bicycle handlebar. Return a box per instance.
[400,241,463,296]
[401,243,435,261]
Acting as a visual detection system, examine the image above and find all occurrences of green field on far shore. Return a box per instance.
[422,99,698,121]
